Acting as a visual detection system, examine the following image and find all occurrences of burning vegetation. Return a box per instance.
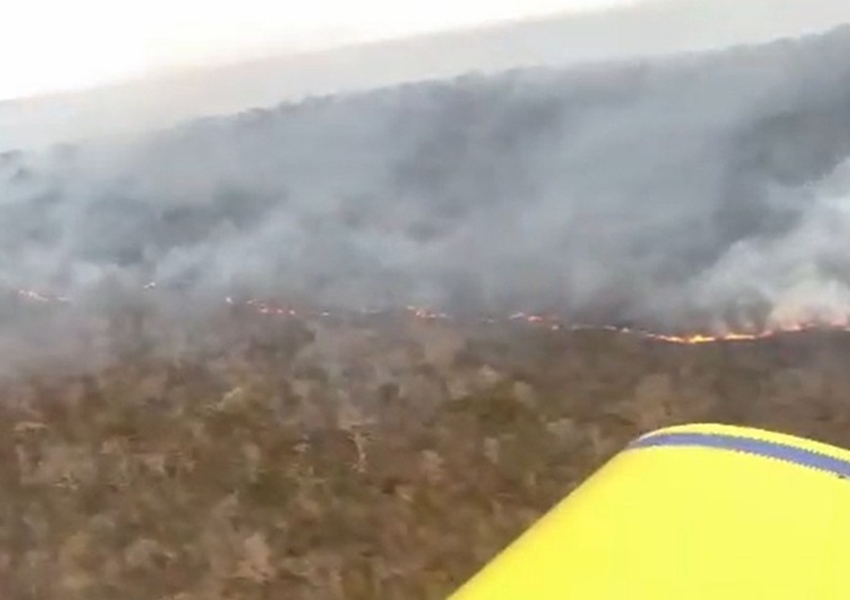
[12,283,850,345]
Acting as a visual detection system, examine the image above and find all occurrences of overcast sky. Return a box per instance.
[2,0,847,150]
[0,0,634,100]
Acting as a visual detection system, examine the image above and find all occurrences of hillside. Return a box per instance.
[3,26,850,330]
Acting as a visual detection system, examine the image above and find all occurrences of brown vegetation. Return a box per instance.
[1,307,850,599]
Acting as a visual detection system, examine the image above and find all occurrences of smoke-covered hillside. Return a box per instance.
[3,25,850,331]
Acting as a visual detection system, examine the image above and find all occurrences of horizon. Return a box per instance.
[2,0,848,152]
[0,0,633,102]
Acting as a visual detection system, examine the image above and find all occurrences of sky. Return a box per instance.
[0,0,633,100]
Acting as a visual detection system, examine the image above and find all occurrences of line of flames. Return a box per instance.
[10,286,850,345]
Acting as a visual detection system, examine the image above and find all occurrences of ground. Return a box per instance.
[1,306,849,599]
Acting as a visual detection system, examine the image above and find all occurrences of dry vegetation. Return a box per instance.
[1,304,850,599]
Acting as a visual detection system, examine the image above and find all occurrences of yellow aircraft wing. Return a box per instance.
[450,423,850,599]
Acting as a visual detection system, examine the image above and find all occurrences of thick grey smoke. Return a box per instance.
[3,25,850,331]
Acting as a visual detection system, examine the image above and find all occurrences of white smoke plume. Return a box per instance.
[3,25,850,332]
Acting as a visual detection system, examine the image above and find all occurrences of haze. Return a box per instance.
[2,0,849,151]
[4,24,850,336]
[2,0,630,101]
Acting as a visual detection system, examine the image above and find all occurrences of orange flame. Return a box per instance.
[642,331,770,344]
[10,284,850,344]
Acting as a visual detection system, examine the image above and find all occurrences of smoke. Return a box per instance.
[3,25,850,332]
